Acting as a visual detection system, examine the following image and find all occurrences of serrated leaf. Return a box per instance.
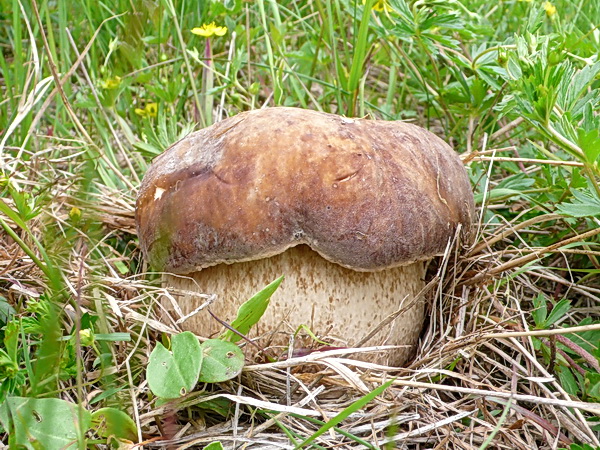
[91,407,137,441]
[198,339,244,383]
[221,276,284,342]
[147,331,202,399]
[0,397,91,449]
[557,190,600,218]
[577,128,600,163]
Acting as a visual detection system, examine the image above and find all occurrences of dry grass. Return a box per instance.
[2,147,599,449]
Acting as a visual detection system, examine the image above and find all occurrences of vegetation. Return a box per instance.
[0,0,599,447]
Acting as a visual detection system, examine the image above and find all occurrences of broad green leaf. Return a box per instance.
[544,299,571,327]
[565,318,600,355]
[198,339,244,383]
[221,275,284,342]
[585,372,600,401]
[203,442,225,450]
[0,296,15,325]
[91,407,137,441]
[531,293,547,327]
[0,397,91,449]
[577,128,600,163]
[147,331,202,399]
[557,202,600,218]
[557,190,600,218]
[556,366,579,397]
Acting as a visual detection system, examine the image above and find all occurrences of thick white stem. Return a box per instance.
[163,245,426,366]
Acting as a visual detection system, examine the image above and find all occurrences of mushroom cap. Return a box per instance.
[136,107,474,273]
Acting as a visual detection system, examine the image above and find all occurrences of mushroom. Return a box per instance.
[136,107,474,366]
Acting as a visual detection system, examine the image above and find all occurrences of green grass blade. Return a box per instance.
[295,378,395,448]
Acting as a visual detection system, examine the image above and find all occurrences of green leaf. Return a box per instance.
[147,331,202,399]
[89,386,126,405]
[585,372,600,401]
[531,294,547,327]
[0,296,15,325]
[557,189,600,218]
[296,378,395,448]
[577,128,600,163]
[0,397,91,449]
[556,366,579,397]
[347,0,376,93]
[544,299,571,327]
[94,332,131,342]
[221,275,284,342]
[91,407,137,441]
[203,441,225,450]
[198,339,245,383]
[474,188,525,204]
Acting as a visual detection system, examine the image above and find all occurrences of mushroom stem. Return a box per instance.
[163,245,426,366]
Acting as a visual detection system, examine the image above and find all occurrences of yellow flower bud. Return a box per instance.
[100,76,121,90]
[69,207,81,222]
[543,1,557,17]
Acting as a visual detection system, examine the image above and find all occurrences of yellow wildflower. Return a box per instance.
[100,76,121,90]
[543,1,556,17]
[191,22,228,38]
[145,103,158,117]
[79,329,94,346]
[362,0,390,12]
[135,103,158,118]
[69,206,81,222]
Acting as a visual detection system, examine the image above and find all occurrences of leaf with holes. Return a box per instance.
[0,397,91,449]
[198,339,244,383]
[91,407,137,442]
[147,331,202,399]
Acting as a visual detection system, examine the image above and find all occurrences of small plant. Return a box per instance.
[530,294,600,402]
[1,0,599,446]
[146,277,282,398]
[146,332,245,399]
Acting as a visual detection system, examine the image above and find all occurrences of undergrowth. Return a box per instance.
[0,0,599,448]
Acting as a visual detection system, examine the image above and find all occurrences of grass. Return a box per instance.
[1,0,600,448]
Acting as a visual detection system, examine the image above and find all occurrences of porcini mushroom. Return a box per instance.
[136,107,474,366]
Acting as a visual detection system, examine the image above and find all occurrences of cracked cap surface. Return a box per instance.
[136,107,475,273]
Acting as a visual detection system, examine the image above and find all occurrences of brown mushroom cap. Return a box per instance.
[136,107,474,273]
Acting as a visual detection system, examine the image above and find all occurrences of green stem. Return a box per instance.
[546,123,600,198]
[163,0,205,126]
[257,0,280,104]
